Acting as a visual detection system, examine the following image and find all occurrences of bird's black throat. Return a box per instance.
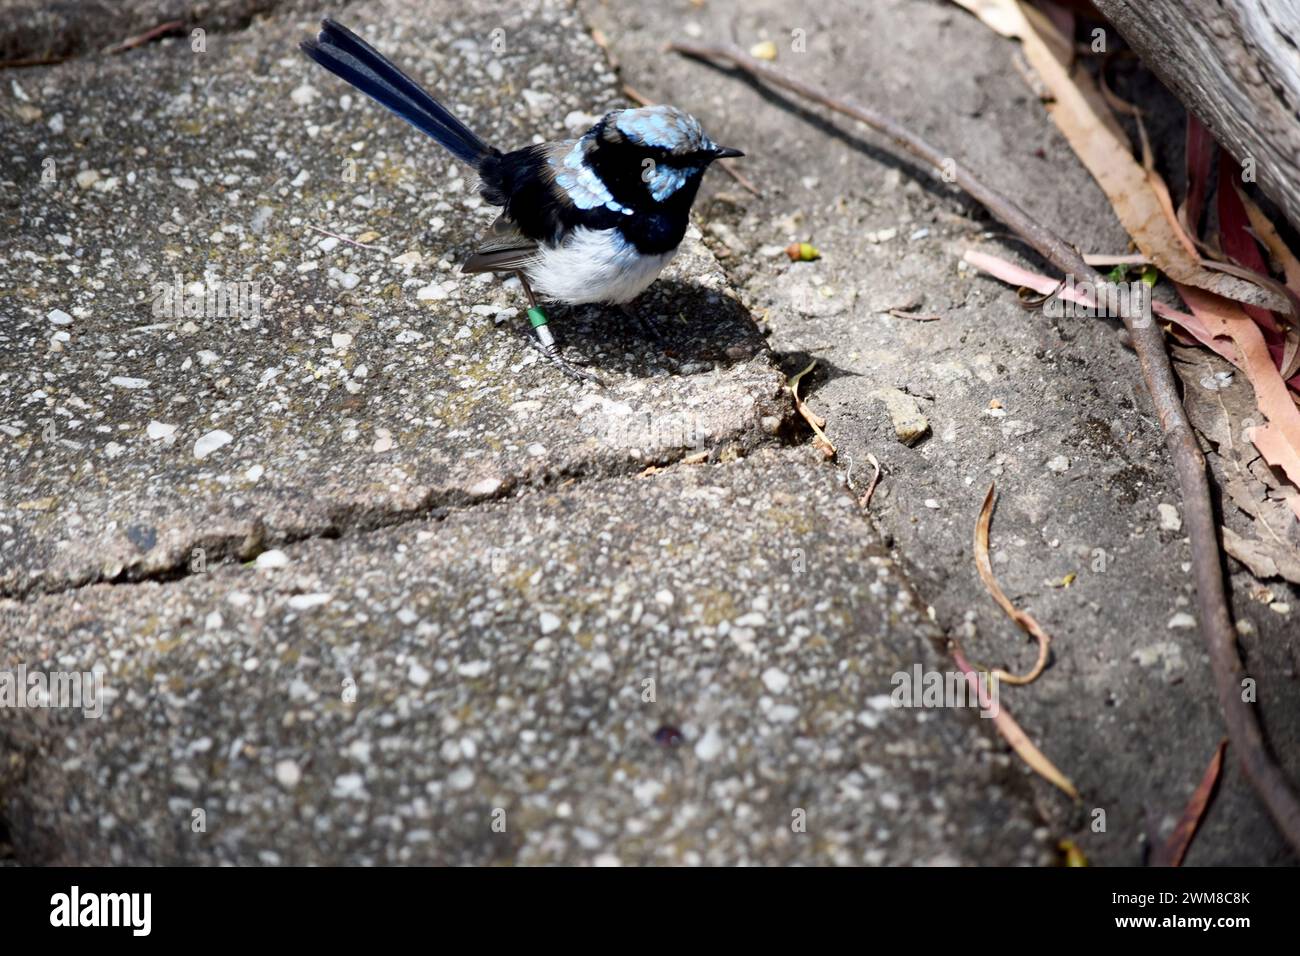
[585,138,703,255]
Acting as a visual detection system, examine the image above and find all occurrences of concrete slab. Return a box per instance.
[1,448,1050,865]
[0,1,786,598]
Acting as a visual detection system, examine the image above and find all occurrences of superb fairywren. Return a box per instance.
[300,19,742,382]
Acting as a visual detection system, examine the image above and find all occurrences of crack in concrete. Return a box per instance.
[3,370,797,605]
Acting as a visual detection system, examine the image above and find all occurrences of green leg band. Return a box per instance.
[527,306,555,351]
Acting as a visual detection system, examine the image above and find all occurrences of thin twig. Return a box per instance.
[669,40,1300,852]
[589,27,620,72]
[1084,253,1150,266]
[621,83,653,107]
[858,453,881,509]
[105,20,186,56]
[0,55,71,69]
[887,308,941,322]
[715,159,761,198]
[306,224,387,251]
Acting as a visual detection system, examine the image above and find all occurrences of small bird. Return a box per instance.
[300,19,742,382]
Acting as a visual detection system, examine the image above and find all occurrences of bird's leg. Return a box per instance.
[619,301,682,375]
[516,272,604,386]
[619,302,666,345]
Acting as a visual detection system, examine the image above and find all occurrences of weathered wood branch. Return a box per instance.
[1092,0,1300,232]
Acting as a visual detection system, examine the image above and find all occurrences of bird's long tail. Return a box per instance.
[299,19,494,167]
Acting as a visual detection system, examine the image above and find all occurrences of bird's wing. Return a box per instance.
[461,215,540,274]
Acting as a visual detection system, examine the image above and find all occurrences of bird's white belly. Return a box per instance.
[525,227,677,305]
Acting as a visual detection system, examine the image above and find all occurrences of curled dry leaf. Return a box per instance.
[950,642,1079,800]
[972,483,1051,685]
[788,360,836,458]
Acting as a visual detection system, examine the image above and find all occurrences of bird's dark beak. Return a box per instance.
[711,146,745,160]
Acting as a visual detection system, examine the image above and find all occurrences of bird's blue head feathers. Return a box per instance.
[546,106,742,212]
[605,106,718,155]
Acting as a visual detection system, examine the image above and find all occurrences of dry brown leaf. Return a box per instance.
[1135,114,1203,262]
[1058,839,1089,867]
[1181,113,1216,241]
[1237,185,1300,292]
[1250,430,1300,520]
[1178,356,1299,544]
[950,642,1079,799]
[858,453,882,509]
[952,0,1025,38]
[1153,740,1226,867]
[952,0,1286,314]
[1176,283,1300,520]
[1219,464,1297,543]
[1222,527,1300,584]
[788,360,836,458]
[973,483,1051,685]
